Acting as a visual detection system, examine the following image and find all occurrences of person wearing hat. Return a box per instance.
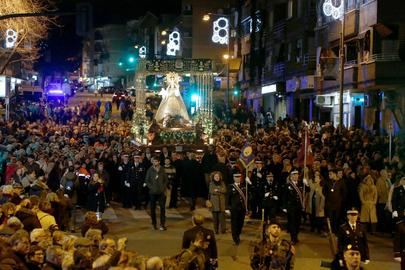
[340,244,363,270]
[132,153,147,210]
[337,208,370,264]
[226,173,247,245]
[249,160,266,219]
[262,172,280,223]
[250,219,295,270]
[282,170,309,244]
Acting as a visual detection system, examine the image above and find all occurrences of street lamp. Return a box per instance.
[323,0,345,132]
[203,12,232,109]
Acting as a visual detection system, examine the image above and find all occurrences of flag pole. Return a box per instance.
[303,125,308,210]
[245,167,249,213]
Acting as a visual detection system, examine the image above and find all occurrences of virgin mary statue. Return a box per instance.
[154,72,191,126]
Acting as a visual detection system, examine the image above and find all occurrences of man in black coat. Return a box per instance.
[131,154,146,210]
[226,173,247,245]
[182,214,218,270]
[323,168,347,233]
[392,177,405,221]
[261,172,279,223]
[118,153,136,208]
[337,208,370,264]
[282,170,309,244]
[250,160,266,219]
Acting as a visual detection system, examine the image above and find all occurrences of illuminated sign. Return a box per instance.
[261,84,277,94]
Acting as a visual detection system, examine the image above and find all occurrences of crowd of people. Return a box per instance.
[0,98,403,270]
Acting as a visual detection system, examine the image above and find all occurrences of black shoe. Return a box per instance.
[153,225,158,230]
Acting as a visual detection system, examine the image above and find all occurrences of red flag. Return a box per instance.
[297,131,314,167]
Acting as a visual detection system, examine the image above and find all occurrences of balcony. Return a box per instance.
[358,53,405,89]
[272,20,286,41]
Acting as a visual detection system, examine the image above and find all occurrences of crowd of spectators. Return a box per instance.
[0,99,403,269]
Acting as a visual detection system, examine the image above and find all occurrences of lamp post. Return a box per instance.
[203,13,232,109]
[322,0,345,132]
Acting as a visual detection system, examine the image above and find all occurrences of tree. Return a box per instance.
[0,0,57,74]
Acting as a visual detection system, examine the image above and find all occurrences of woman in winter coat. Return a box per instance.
[305,170,326,234]
[358,174,378,233]
[208,171,227,234]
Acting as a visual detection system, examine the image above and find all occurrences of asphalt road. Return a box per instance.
[73,199,399,270]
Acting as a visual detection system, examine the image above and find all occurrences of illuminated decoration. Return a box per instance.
[212,17,229,45]
[323,0,343,20]
[5,29,17,48]
[139,46,146,59]
[166,31,180,56]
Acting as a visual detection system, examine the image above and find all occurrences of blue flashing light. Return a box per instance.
[118,62,123,66]
[233,90,238,96]
[128,57,135,63]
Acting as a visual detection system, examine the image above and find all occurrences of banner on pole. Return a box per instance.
[239,143,255,169]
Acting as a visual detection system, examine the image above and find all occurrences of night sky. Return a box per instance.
[36,0,182,74]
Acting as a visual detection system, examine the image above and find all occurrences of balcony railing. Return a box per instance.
[302,55,317,65]
[368,53,401,62]
[273,63,285,76]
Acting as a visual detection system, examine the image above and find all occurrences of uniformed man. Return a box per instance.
[262,172,279,223]
[392,177,405,221]
[337,208,370,264]
[132,153,146,210]
[282,170,308,244]
[250,160,266,219]
[118,153,135,208]
[341,244,364,270]
[250,218,295,270]
[226,173,247,245]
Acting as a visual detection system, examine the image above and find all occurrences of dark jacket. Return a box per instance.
[337,222,369,261]
[0,250,30,270]
[145,165,168,195]
[182,224,218,260]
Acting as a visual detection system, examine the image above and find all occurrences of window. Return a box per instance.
[296,39,303,63]
[287,43,292,62]
[287,0,293,19]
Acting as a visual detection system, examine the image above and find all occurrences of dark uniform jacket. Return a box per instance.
[251,168,265,193]
[118,162,135,188]
[262,180,279,207]
[227,183,247,212]
[250,237,295,270]
[283,181,307,211]
[131,162,146,185]
[337,222,369,261]
[182,225,218,261]
[392,185,405,218]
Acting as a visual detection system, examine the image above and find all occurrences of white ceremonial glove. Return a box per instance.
[257,173,262,178]
[143,183,147,187]
[265,192,270,197]
[273,196,278,200]
[303,178,309,186]
[124,181,130,188]
[118,166,123,171]
[364,260,370,265]
[245,177,252,185]
[225,210,231,215]
[393,211,398,218]
[282,209,287,213]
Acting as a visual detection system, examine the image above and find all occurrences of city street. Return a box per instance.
[73,200,399,270]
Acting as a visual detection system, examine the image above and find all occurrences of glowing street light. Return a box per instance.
[128,57,135,63]
[202,14,210,21]
[161,30,167,36]
[223,54,230,60]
